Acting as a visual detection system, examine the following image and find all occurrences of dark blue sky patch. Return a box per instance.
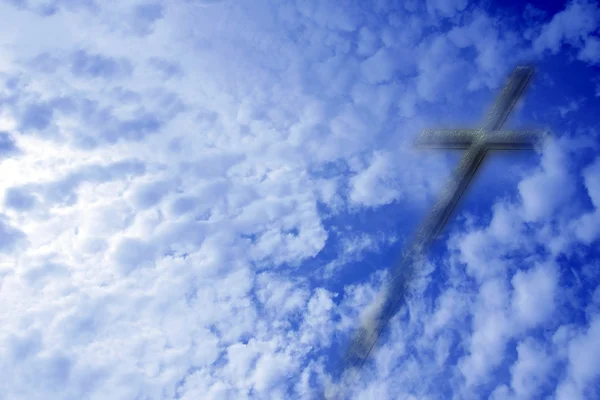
[29,52,61,74]
[0,132,19,158]
[23,261,71,290]
[70,134,98,150]
[4,187,37,211]
[0,215,26,254]
[49,96,77,114]
[154,91,187,118]
[43,95,165,145]
[100,114,162,143]
[4,0,26,9]
[70,50,133,79]
[11,0,99,16]
[130,3,165,35]
[35,2,59,16]
[148,57,184,79]
[112,237,157,275]
[115,114,162,140]
[18,159,148,207]
[134,2,163,22]
[132,180,172,209]
[110,87,142,104]
[5,330,42,362]
[170,195,199,216]
[20,102,54,131]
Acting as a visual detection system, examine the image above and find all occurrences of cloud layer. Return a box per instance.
[0,0,599,399]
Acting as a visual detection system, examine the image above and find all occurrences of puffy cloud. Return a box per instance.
[578,35,600,63]
[350,151,400,206]
[426,0,468,18]
[20,102,54,132]
[518,140,575,222]
[533,0,600,62]
[70,50,134,79]
[459,278,512,387]
[128,2,164,35]
[0,132,19,158]
[509,339,554,399]
[111,236,157,274]
[571,156,600,244]
[0,0,599,399]
[511,262,558,329]
[356,27,379,58]
[0,215,26,253]
[556,315,600,400]
[360,48,397,84]
[4,187,37,211]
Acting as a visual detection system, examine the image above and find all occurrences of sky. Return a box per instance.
[0,0,599,399]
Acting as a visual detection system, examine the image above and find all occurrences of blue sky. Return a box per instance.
[0,0,599,399]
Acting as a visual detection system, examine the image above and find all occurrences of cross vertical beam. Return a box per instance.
[337,66,548,382]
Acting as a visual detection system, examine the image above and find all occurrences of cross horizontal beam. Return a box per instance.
[415,129,548,149]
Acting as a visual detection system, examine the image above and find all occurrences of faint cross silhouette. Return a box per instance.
[333,65,548,396]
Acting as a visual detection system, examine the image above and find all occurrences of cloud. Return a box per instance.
[23,159,146,207]
[511,262,558,329]
[356,27,379,57]
[578,35,600,63]
[509,339,554,399]
[349,151,401,206]
[70,50,133,79]
[343,129,600,398]
[129,2,164,35]
[490,338,554,400]
[193,0,228,5]
[148,57,183,79]
[556,316,600,400]
[0,0,599,399]
[533,0,600,62]
[518,140,575,222]
[570,157,600,244]
[111,236,157,274]
[129,179,173,209]
[20,102,54,131]
[4,187,37,211]
[0,215,26,253]
[0,132,19,157]
[426,0,467,18]
[360,48,397,84]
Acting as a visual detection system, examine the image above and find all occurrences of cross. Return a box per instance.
[335,66,548,388]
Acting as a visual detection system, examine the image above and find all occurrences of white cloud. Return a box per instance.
[459,278,511,387]
[356,27,379,58]
[0,1,598,399]
[518,140,575,222]
[350,151,400,206]
[533,0,600,62]
[558,99,580,117]
[111,236,157,274]
[426,0,468,18]
[511,262,558,329]
[556,315,600,400]
[360,48,396,84]
[578,35,600,63]
[571,156,600,244]
[510,339,554,399]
